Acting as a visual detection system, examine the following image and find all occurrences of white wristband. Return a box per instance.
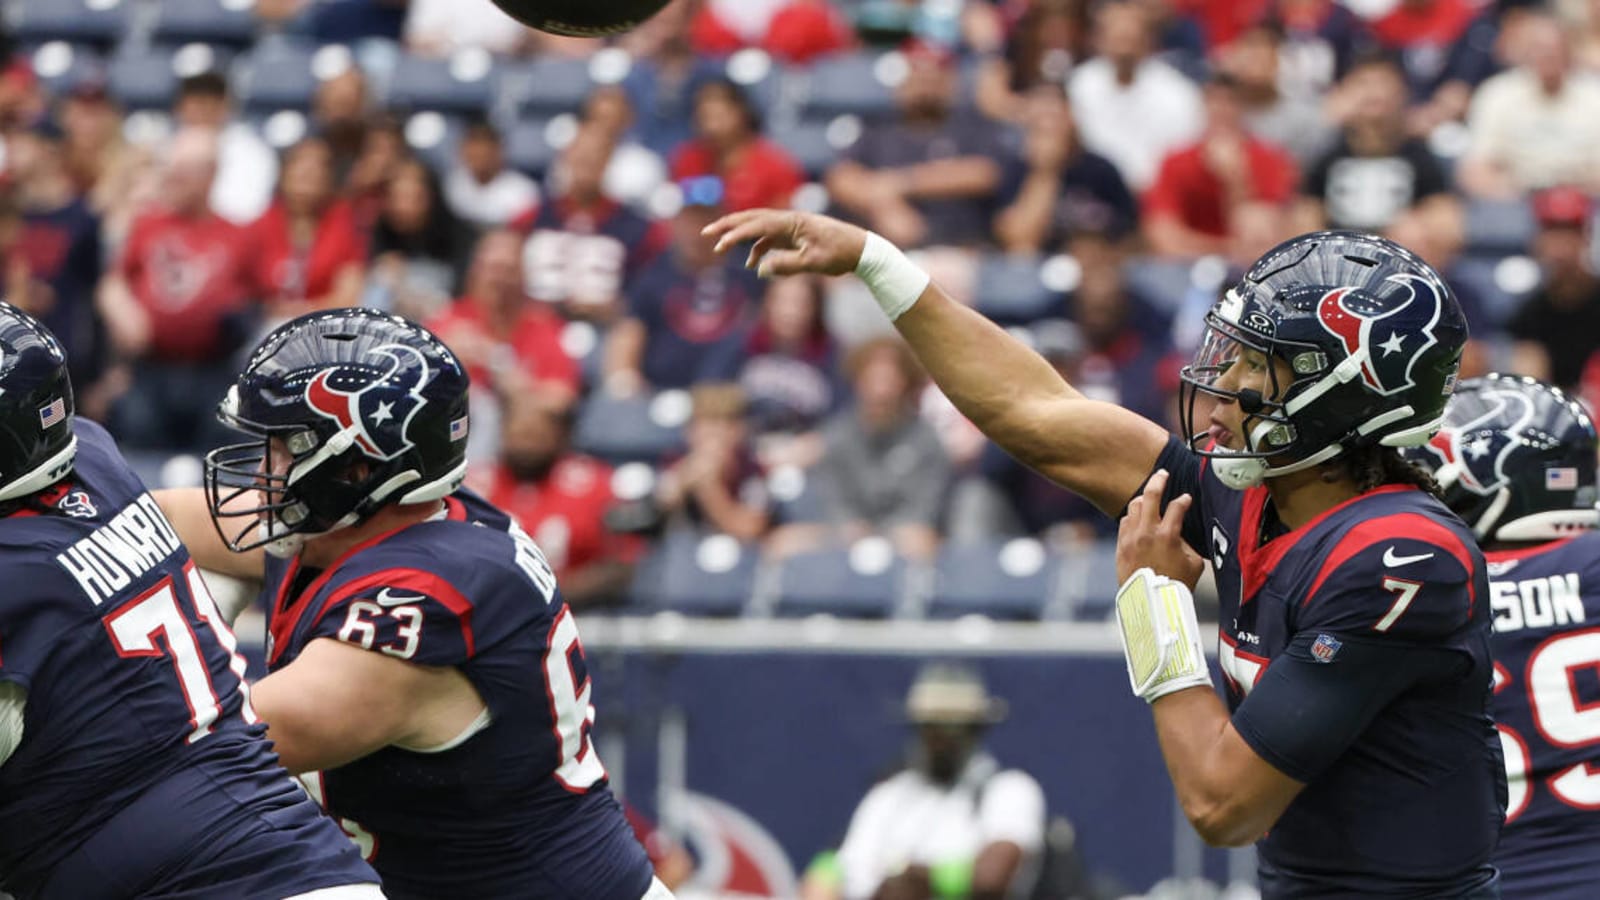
[854,231,931,322]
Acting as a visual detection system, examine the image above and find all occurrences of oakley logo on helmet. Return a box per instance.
[1315,274,1443,397]
[304,343,431,461]
[1426,387,1536,496]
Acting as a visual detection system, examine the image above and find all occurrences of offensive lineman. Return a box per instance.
[0,303,382,899]
[705,210,1505,896]
[1409,374,1600,898]
[157,309,667,900]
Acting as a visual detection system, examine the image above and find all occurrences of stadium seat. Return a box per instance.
[150,0,257,48]
[503,117,562,177]
[572,389,688,465]
[1452,255,1538,331]
[106,53,179,111]
[795,51,899,121]
[1059,539,1120,621]
[504,57,596,119]
[773,541,905,618]
[972,253,1065,325]
[402,111,465,174]
[631,531,760,616]
[1464,197,1536,257]
[387,53,501,115]
[766,117,841,179]
[925,539,1060,621]
[11,0,133,50]
[28,43,105,98]
[235,39,323,113]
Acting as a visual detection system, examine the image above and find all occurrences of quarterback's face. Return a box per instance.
[1207,343,1292,451]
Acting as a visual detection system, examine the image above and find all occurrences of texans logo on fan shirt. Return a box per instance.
[304,344,430,461]
[1315,274,1444,397]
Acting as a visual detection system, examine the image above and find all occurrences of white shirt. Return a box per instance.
[444,165,541,229]
[835,754,1046,900]
[1466,69,1600,192]
[404,0,529,55]
[1068,57,1204,191]
[211,122,277,226]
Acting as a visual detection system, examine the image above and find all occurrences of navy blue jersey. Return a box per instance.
[1157,438,1505,897]
[1482,532,1600,898]
[0,419,376,900]
[262,488,655,900]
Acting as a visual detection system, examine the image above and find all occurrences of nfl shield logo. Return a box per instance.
[1311,634,1342,663]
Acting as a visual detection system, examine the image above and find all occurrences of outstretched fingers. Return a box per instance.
[704,209,789,254]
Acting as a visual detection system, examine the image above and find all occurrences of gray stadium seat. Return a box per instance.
[795,51,898,121]
[235,40,321,113]
[631,531,760,616]
[107,53,179,111]
[572,389,687,465]
[387,54,501,115]
[150,0,257,48]
[11,0,133,50]
[503,118,561,177]
[28,44,105,98]
[926,539,1060,621]
[505,57,596,119]
[773,544,904,618]
[972,253,1064,325]
[1464,197,1536,257]
[767,118,840,179]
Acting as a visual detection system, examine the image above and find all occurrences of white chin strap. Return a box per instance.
[1210,420,1342,490]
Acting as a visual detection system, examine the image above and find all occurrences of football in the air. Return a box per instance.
[490,0,674,36]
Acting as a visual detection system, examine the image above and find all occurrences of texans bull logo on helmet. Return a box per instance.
[304,344,431,461]
[1315,274,1444,397]
[1421,386,1539,498]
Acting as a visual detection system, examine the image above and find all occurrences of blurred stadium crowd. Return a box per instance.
[0,0,1596,617]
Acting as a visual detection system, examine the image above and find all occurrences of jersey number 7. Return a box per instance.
[104,561,258,743]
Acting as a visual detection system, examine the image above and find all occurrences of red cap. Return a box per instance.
[1533,186,1593,228]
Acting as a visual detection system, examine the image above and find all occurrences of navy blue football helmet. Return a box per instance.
[1179,231,1468,489]
[1406,374,1598,542]
[205,309,470,555]
[0,303,76,502]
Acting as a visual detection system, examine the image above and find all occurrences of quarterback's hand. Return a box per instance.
[704,210,868,279]
[1117,469,1204,588]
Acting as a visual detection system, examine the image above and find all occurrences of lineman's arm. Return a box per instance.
[704,210,1170,516]
[154,487,266,581]
[252,637,485,774]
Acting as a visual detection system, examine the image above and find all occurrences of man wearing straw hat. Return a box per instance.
[826,664,1046,900]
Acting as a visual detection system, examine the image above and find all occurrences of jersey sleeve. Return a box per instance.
[1149,436,1208,558]
[307,568,478,668]
[1230,632,1469,783]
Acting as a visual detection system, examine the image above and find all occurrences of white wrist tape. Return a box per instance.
[1115,567,1213,703]
[854,231,931,322]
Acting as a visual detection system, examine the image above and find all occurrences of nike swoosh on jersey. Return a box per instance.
[375,587,427,606]
[1382,547,1435,567]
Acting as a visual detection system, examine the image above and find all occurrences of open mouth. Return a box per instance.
[1208,422,1237,450]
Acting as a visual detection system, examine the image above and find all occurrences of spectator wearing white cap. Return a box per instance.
[823,665,1046,900]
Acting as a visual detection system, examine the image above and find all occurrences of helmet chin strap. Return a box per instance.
[1209,420,1343,490]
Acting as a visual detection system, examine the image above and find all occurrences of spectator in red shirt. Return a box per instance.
[250,137,367,320]
[670,79,806,213]
[101,128,259,452]
[1142,73,1299,261]
[470,392,640,608]
[689,0,853,64]
[428,228,579,465]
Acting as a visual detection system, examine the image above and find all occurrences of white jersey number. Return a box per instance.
[544,607,605,791]
[1497,628,1600,823]
[105,562,257,743]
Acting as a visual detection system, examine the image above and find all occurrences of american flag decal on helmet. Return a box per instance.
[450,415,469,442]
[38,397,65,428]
